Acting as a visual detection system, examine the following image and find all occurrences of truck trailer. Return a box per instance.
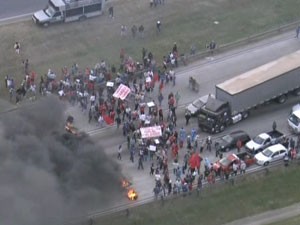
[32,0,105,27]
[198,50,300,133]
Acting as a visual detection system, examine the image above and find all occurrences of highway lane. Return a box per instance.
[0,0,44,20]
[68,97,299,224]
[76,32,300,222]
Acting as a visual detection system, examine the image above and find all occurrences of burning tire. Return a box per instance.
[127,189,138,201]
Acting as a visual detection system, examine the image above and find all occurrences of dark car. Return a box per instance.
[216,130,250,152]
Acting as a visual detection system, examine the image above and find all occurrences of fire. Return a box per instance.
[122,179,131,188]
[127,188,138,200]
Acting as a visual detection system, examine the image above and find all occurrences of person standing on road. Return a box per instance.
[14,42,20,54]
[191,128,197,142]
[117,144,122,160]
[109,6,114,19]
[197,174,203,196]
[236,139,242,153]
[206,136,212,152]
[185,110,191,126]
[88,108,93,123]
[232,162,238,176]
[98,114,104,127]
[156,20,161,33]
[115,116,121,129]
[296,26,300,38]
[138,156,144,170]
[150,163,155,175]
[240,160,246,174]
[215,141,220,157]
[179,127,186,148]
[284,153,289,167]
[175,91,181,106]
[158,92,164,107]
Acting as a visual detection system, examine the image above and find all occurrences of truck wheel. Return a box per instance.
[277,95,287,104]
[79,15,87,21]
[43,22,49,27]
[242,111,249,119]
[220,125,225,132]
[294,88,300,96]
[263,161,269,166]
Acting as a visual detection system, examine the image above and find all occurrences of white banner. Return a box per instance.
[140,126,162,139]
[113,84,131,100]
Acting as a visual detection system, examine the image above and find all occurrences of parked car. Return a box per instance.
[185,94,214,116]
[245,130,285,154]
[254,144,287,166]
[236,151,256,167]
[216,130,251,152]
[213,153,240,174]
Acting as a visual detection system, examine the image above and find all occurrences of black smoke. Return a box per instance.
[0,96,124,225]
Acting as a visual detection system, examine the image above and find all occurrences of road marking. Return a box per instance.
[0,12,32,24]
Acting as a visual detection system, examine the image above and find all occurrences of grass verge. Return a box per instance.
[94,164,300,225]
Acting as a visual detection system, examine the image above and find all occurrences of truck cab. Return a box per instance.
[32,0,64,26]
[288,104,300,133]
[198,96,231,133]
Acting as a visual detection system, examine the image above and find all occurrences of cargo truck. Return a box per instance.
[198,50,300,133]
[288,103,300,134]
[32,0,105,27]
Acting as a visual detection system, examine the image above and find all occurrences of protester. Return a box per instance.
[117,144,123,160]
[14,42,20,54]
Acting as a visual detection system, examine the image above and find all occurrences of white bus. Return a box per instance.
[32,0,105,27]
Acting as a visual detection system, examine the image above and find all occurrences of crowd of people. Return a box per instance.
[7,37,300,202]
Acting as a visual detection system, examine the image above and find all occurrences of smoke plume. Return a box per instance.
[0,96,124,225]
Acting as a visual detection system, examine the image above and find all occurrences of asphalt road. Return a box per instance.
[0,0,44,20]
[69,31,300,222]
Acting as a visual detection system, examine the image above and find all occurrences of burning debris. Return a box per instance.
[127,189,138,201]
[0,97,124,225]
[122,179,132,188]
[121,179,138,201]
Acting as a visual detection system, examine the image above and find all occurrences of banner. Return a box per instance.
[140,126,162,139]
[113,84,131,100]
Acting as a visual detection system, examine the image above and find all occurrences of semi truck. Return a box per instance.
[198,50,300,134]
[32,0,105,27]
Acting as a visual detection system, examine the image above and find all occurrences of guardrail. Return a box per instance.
[182,19,300,66]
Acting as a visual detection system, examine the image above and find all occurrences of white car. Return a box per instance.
[186,94,215,116]
[254,144,287,166]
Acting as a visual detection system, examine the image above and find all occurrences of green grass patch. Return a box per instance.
[95,166,300,225]
[1,0,300,98]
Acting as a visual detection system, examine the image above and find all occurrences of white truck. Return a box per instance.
[245,130,285,155]
[32,0,105,27]
[288,104,300,134]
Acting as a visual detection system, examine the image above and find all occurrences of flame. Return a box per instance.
[122,179,131,188]
[127,188,138,200]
